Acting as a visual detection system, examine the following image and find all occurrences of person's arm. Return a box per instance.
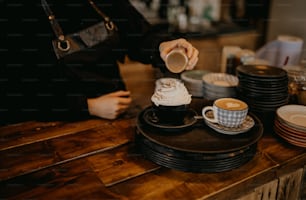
[113,0,198,71]
[110,0,171,68]
[159,38,199,71]
[87,90,132,120]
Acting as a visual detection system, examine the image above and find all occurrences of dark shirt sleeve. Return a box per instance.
[0,0,173,125]
[111,0,173,70]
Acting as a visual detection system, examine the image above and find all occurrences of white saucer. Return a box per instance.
[204,111,255,135]
[202,73,238,87]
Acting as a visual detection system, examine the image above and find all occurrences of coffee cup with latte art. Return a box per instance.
[151,78,192,124]
[202,98,248,128]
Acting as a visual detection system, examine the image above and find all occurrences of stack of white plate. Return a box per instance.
[202,73,238,100]
[181,70,210,97]
[274,105,306,148]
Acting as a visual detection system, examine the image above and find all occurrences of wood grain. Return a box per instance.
[277,168,304,200]
[0,119,135,181]
[87,144,160,186]
[0,159,127,200]
[237,179,278,200]
[1,113,306,199]
[0,119,106,151]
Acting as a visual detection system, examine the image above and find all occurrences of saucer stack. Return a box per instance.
[202,73,238,100]
[236,65,289,113]
[274,105,306,148]
[181,70,210,97]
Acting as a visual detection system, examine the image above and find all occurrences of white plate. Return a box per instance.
[276,105,306,130]
[204,111,255,135]
[202,73,238,87]
[181,69,210,83]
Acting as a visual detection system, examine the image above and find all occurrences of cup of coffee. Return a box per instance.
[151,104,189,124]
[165,47,189,73]
[151,78,192,124]
[202,98,248,128]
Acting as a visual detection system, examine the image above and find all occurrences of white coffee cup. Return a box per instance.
[202,98,248,128]
[165,47,188,73]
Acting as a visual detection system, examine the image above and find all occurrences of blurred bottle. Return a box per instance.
[220,46,241,74]
[224,48,255,76]
[160,0,189,32]
[225,54,236,75]
[284,65,306,105]
[158,0,168,19]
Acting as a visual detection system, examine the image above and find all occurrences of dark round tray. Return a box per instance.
[135,106,263,172]
[136,107,263,154]
[136,135,257,173]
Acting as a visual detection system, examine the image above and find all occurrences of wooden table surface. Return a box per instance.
[0,97,306,200]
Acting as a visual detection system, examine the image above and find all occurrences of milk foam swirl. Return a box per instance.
[151,78,192,106]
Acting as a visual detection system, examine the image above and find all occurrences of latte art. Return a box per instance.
[215,98,248,111]
[225,102,241,109]
[151,78,192,106]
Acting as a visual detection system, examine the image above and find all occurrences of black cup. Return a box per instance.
[151,103,189,125]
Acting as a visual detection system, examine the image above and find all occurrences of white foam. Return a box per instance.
[151,78,192,106]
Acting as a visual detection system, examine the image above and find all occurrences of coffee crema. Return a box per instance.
[214,98,248,111]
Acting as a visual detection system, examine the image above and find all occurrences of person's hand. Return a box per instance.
[159,38,199,70]
[87,90,132,120]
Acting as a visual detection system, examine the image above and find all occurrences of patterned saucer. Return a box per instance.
[204,111,255,135]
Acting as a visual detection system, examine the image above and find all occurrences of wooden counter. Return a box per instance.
[0,95,305,199]
[1,59,306,199]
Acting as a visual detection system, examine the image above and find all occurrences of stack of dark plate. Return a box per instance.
[236,65,289,113]
[135,106,263,173]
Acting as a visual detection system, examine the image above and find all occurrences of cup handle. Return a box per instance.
[202,106,218,123]
[150,108,159,123]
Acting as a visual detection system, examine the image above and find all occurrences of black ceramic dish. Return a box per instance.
[151,104,190,125]
[142,106,198,133]
[236,65,288,79]
[136,135,257,173]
